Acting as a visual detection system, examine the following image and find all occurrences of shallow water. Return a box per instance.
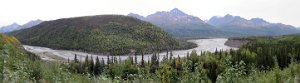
[23,38,237,62]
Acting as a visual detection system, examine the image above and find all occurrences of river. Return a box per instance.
[23,38,237,62]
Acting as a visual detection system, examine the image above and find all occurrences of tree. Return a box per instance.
[94,56,101,75]
[83,55,90,73]
[170,51,173,60]
[203,61,218,83]
[121,59,138,80]
[175,56,183,73]
[74,54,79,63]
[101,58,105,72]
[160,64,171,83]
[189,50,198,72]
[140,52,145,68]
[166,50,169,60]
[134,52,138,64]
[215,48,218,54]
[89,56,94,74]
[187,52,190,59]
[107,55,110,64]
[150,53,159,73]
[114,56,118,64]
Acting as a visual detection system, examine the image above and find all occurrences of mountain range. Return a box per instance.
[129,8,241,38]
[0,19,43,33]
[208,14,299,36]
[3,8,299,38]
[128,8,299,38]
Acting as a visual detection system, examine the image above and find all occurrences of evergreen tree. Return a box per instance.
[94,56,101,75]
[114,57,118,64]
[170,51,173,60]
[187,52,190,59]
[119,56,122,63]
[74,54,79,63]
[147,56,150,65]
[84,55,89,73]
[130,55,134,64]
[160,64,171,83]
[89,56,94,74]
[134,52,137,64]
[67,58,70,63]
[111,56,114,64]
[175,56,183,72]
[215,48,218,54]
[203,61,218,83]
[107,55,110,64]
[101,58,105,72]
[150,53,159,73]
[166,50,169,60]
[141,52,145,68]
[189,50,198,72]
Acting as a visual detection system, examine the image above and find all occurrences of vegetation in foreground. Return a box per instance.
[2,33,300,83]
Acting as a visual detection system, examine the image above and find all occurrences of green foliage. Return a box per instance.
[11,15,196,55]
[159,64,172,83]
[189,50,199,72]
[3,33,300,82]
[26,61,42,81]
[121,59,138,80]
[150,53,159,73]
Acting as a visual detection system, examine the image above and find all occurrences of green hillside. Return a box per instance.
[0,34,40,81]
[2,31,300,82]
[11,15,196,55]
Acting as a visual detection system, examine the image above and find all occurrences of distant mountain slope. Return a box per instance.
[18,19,43,30]
[128,8,242,38]
[208,14,299,36]
[128,13,145,20]
[0,19,43,33]
[129,9,299,38]
[0,23,21,33]
[11,15,196,55]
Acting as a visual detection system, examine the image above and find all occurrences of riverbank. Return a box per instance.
[24,38,237,62]
[224,38,251,48]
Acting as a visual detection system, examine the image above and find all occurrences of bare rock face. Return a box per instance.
[225,38,251,48]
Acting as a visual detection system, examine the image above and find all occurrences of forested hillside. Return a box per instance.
[2,33,300,82]
[0,34,41,81]
[10,15,196,55]
[62,34,300,83]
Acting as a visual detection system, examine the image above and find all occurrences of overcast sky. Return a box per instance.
[1,0,299,27]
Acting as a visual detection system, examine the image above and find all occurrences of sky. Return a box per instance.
[1,0,300,27]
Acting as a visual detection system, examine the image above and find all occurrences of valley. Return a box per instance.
[1,1,300,82]
[23,38,237,62]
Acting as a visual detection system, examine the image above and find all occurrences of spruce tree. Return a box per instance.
[84,55,89,73]
[74,54,79,63]
[166,50,169,60]
[170,51,173,60]
[101,58,105,73]
[141,52,145,68]
[89,56,94,74]
[150,53,159,73]
[134,52,138,64]
[107,55,110,64]
[94,56,101,75]
[114,57,118,64]
[190,50,198,72]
